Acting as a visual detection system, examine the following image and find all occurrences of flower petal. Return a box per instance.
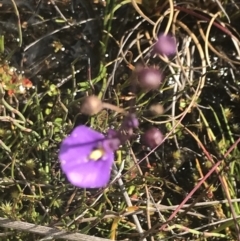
[59,125,104,167]
[65,158,113,188]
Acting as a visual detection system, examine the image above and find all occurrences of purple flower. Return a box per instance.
[59,125,115,188]
[153,33,177,56]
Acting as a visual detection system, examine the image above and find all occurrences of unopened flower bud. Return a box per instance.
[105,129,121,151]
[122,113,139,129]
[141,127,164,149]
[153,33,177,56]
[81,95,103,116]
[138,68,162,90]
[149,104,164,115]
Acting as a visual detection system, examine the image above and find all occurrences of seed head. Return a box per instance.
[137,68,162,90]
[149,104,164,115]
[154,33,177,56]
[141,127,164,149]
[81,95,103,116]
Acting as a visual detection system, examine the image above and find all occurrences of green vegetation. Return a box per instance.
[0,0,240,240]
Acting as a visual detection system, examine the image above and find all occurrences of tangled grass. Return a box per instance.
[0,0,240,240]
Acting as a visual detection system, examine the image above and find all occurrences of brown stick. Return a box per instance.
[0,217,112,241]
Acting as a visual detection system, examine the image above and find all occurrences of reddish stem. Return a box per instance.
[175,6,236,38]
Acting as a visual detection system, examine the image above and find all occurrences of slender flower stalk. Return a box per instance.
[81,95,126,116]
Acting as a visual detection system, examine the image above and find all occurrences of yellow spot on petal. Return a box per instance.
[88,148,105,161]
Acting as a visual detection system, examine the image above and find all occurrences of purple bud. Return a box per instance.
[81,95,103,116]
[153,33,177,56]
[106,129,122,150]
[141,127,164,149]
[138,68,162,90]
[122,113,139,129]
